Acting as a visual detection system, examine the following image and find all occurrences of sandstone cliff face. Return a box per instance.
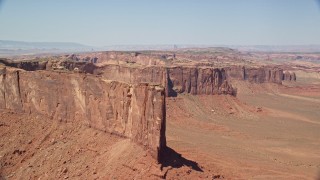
[0,69,166,161]
[74,52,167,66]
[282,71,297,81]
[2,59,294,97]
[94,65,166,86]
[225,66,284,84]
[1,61,236,97]
[0,59,96,73]
[94,65,236,96]
[166,67,235,96]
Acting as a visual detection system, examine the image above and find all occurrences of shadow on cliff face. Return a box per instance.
[167,78,178,97]
[160,146,203,172]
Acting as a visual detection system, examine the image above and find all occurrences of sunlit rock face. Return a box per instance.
[0,69,166,161]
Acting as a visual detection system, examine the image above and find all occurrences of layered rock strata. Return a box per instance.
[0,69,166,161]
[93,65,236,96]
[1,58,296,97]
[224,66,286,84]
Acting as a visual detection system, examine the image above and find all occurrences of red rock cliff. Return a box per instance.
[0,68,166,161]
[282,71,297,81]
[225,66,284,84]
[94,65,236,96]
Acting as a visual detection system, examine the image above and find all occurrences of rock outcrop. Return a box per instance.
[166,67,235,96]
[0,58,96,73]
[0,59,47,71]
[93,65,236,96]
[224,66,284,84]
[2,58,296,97]
[0,69,166,161]
[282,71,297,81]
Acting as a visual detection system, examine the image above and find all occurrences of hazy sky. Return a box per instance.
[0,0,320,46]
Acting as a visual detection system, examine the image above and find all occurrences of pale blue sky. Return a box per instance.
[0,0,319,46]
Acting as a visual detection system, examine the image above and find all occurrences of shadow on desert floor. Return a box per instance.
[160,146,203,172]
